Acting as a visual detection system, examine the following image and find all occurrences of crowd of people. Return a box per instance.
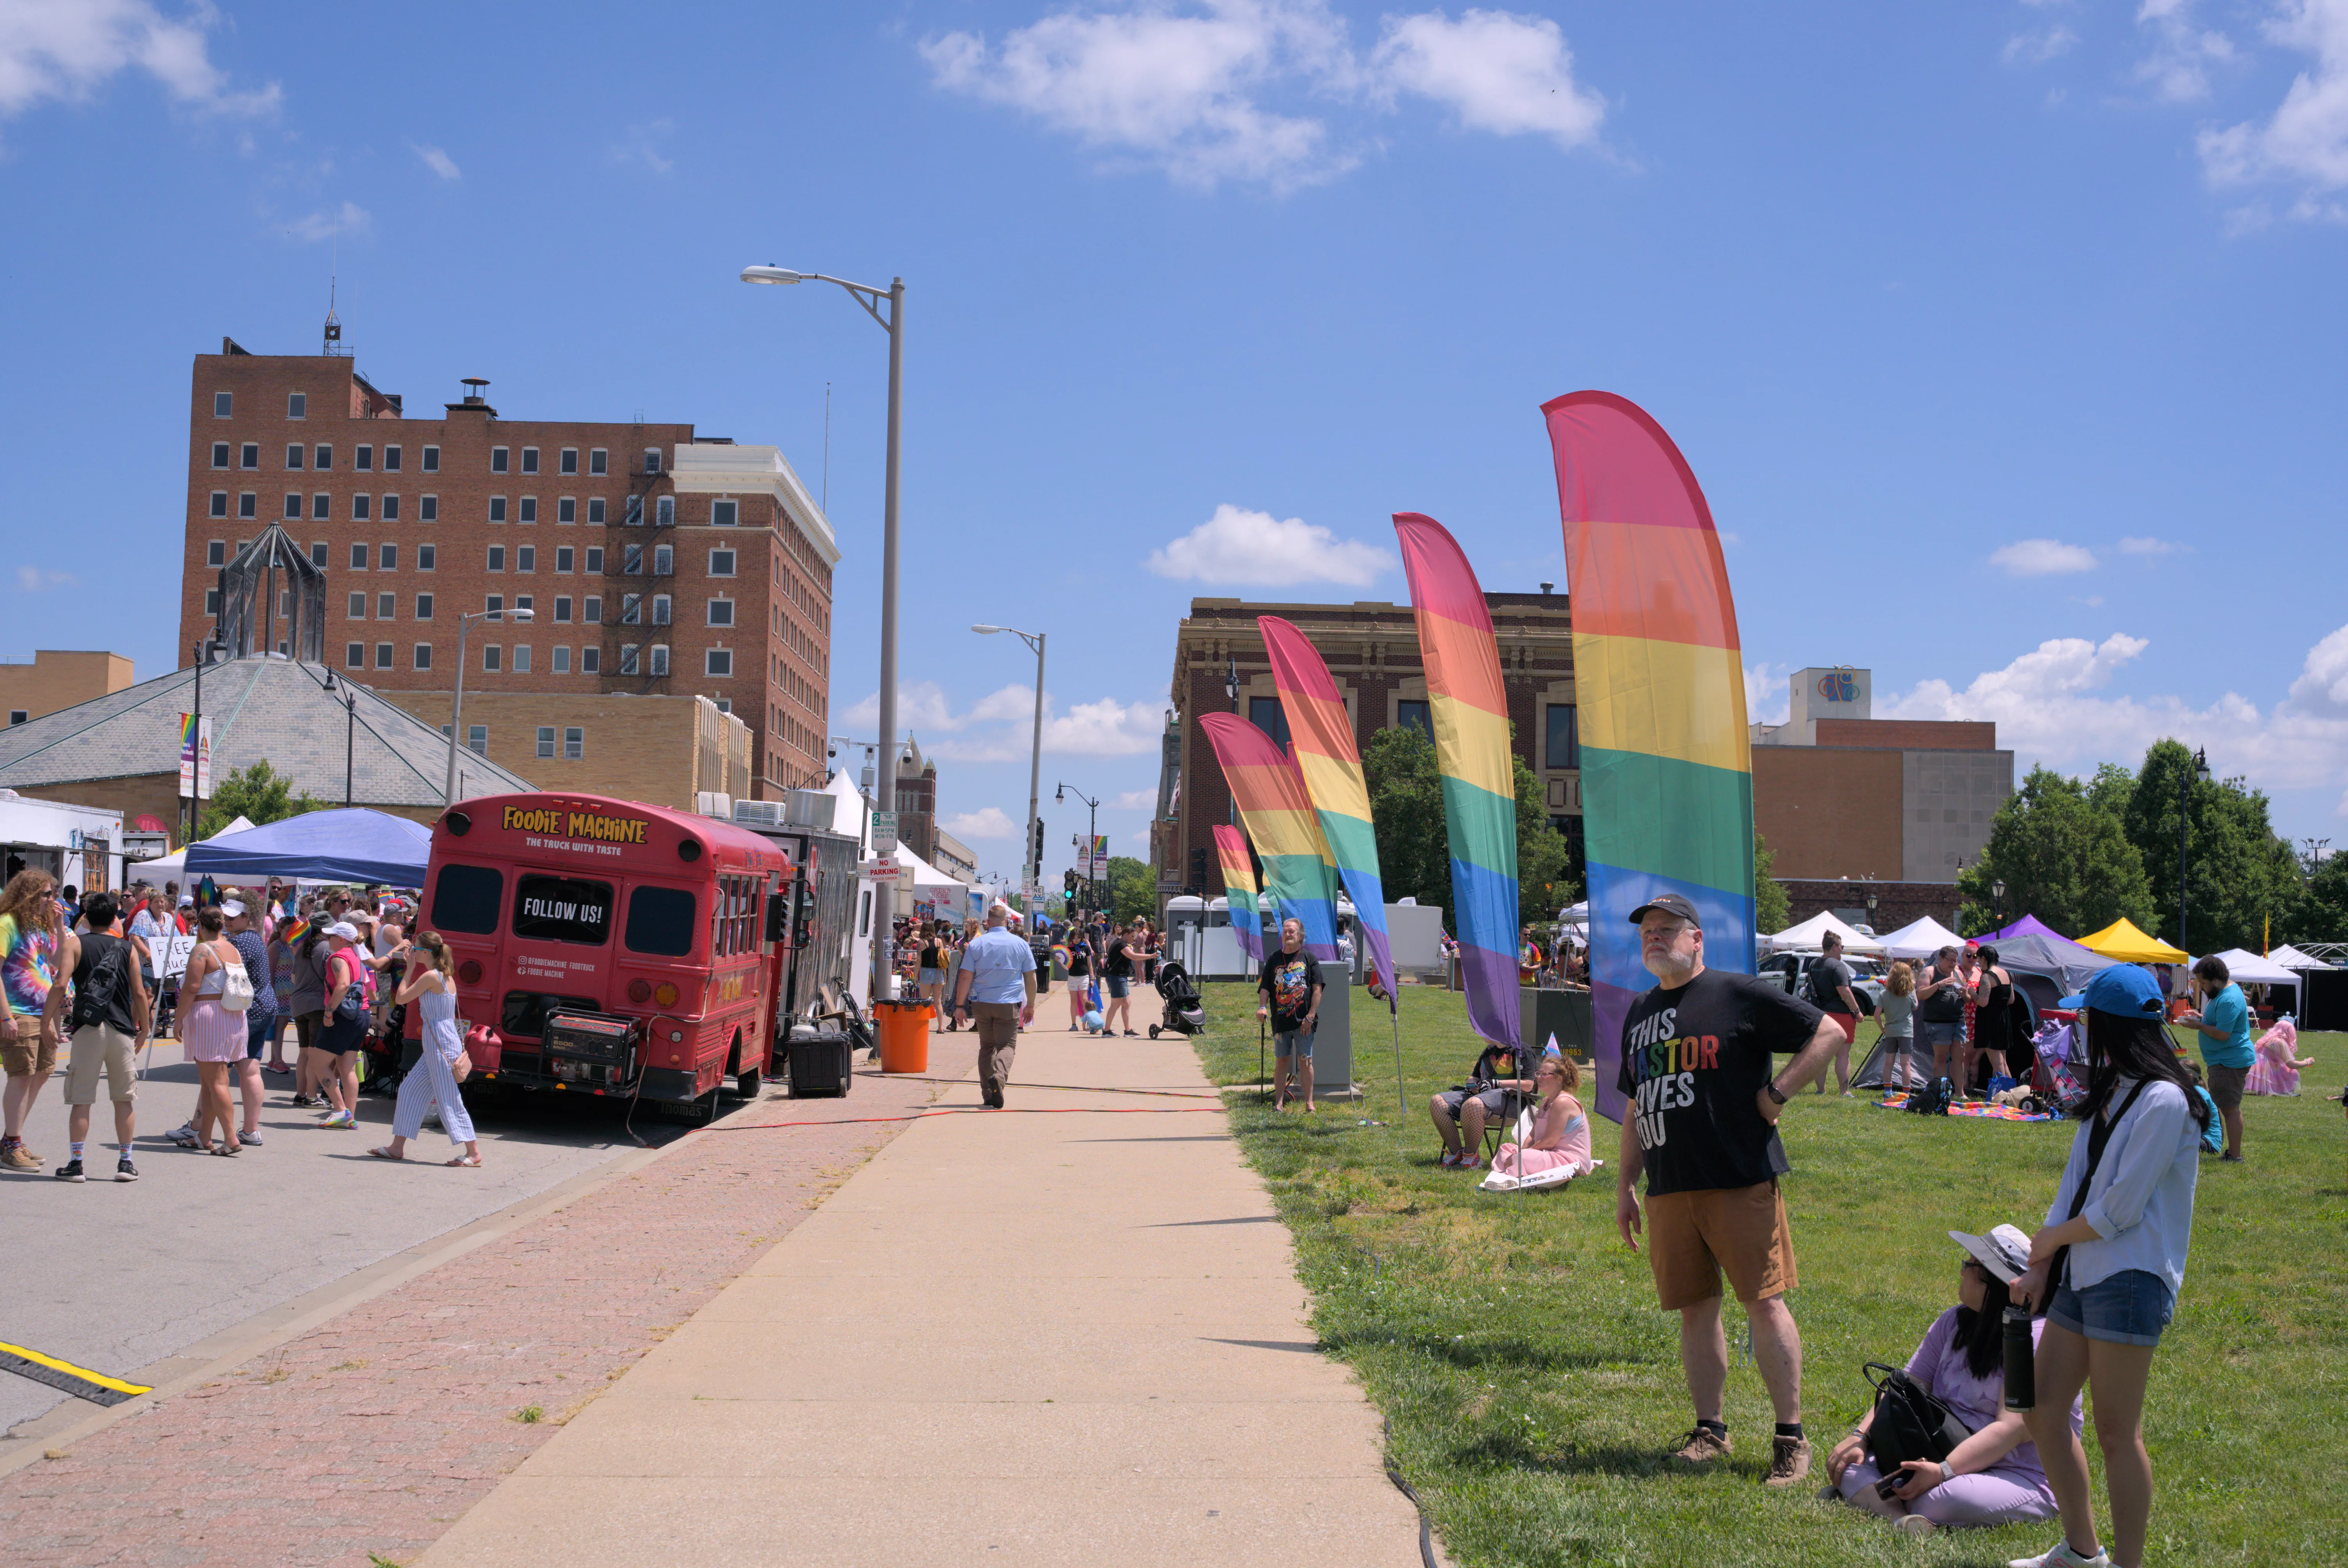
[0,868,480,1180]
[893,909,1167,1040]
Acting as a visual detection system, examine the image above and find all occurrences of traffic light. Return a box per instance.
[1030,818,1046,877]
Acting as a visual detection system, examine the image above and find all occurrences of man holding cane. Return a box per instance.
[1614,893,1847,1487]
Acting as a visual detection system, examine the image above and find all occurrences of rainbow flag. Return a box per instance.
[1212,825,1264,965]
[278,916,312,950]
[1543,390,1754,1125]
[1392,513,1520,1049]
[1197,713,1338,961]
[1259,616,1395,1010]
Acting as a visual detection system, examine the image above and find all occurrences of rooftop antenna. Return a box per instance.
[323,252,344,357]
[822,380,831,515]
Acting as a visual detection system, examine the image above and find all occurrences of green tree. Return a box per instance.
[2122,740,2303,954]
[1753,830,1790,936]
[1512,753,1582,925]
[1104,855,1156,924]
[196,760,321,841]
[2284,851,2348,946]
[1362,724,1452,916]
[1956,765,2153,936]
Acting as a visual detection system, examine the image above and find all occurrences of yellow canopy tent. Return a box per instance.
[2074,918,2190,964]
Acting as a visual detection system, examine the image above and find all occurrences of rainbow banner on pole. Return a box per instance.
[1197,713,1338,961]
[1259,616,1396,1010]
[1212,825,1264,965]
[1542,390,1754,1125]
[1393,513,1520,1050]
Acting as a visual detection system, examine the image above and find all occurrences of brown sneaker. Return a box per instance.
[1670,1425,1733,1464]
[1765,1434,1812,1487]
[0,1143,41,1171]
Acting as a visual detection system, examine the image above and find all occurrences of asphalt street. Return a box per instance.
[0,1053,685,1435]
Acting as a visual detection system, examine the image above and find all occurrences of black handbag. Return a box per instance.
[1863,1362,1973,1474]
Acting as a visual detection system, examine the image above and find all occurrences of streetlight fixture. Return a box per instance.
[2179,745,2210,953]
[325,671,359,809]
[743,261,904,1006]
[974,624,1047,897]
[1992,879,2007,928]
[443,607,532,807]
[1056,783,1101,917]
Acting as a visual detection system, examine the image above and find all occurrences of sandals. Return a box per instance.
[368,1146,404,1160]
[447,1154,482,1167]
[210,1142,239,1157]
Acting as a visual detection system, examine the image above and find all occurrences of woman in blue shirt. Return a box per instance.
[2008,965,2210,1568]
[2177,955,2254,1162]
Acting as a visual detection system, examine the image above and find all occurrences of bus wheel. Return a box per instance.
[731,1065,761,1100]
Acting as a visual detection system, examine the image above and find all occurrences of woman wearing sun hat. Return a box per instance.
[2006,963,2210,1568]
[1825,1223,2078,1538]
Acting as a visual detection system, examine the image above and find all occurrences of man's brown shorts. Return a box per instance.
[2205,1062,2247,1111]
[1645,1180,1797,1310]
[3,1028,58,1078]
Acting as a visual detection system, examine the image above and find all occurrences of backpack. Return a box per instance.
[331,949,369,1023]
[216,941,256,1013]
[69,934,131,1032]
[1863,1362,1974,1474]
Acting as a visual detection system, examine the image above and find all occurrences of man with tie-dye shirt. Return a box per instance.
[0,869,65,1170]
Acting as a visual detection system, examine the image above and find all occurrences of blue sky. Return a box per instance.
[4,0,2346,882]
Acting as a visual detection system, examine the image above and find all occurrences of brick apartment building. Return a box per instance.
[178,338,838,796]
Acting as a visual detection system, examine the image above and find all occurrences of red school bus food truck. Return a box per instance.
[420,792,793,1121]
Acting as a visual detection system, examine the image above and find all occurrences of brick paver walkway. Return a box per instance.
[0,1042,976,1568]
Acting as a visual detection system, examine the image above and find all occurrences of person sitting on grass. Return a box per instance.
[1490,1052,1595,1184]
[1429,1037,1531,1170]
[1826,1223,2078,1539]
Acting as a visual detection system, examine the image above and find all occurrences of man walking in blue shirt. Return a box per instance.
[2179,954,2254,1162]
[952,902,1036,1109]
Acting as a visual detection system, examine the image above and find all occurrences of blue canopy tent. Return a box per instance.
[183,808,432,889]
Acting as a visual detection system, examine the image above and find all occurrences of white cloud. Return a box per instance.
[14,565,75,591]
[1043,697,1165,757]
[1988,538,2098,576]
[0,0,280,121]
[2134,0,2237,104]
[842,683,1166,761]
[410,141,461,180]
[919,0,1607,190]
[1146,503,1393,586]
[2198,0,2348,202]
[284,201,369,242]
[2117,535,2188,555]
[1743,660,1792,726]
[1371,9,1605,151]
[943,806,1019,839]
[1879,625,2348,811]
[2002,26,2080,65]
[1114,789,1158,809]
[612,119,674,175]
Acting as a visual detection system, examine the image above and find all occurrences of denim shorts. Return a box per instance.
[2049,1268,2174,1347]
[1273,1027,1313,1060]
[1106,975,1130,999]
[1919,1019,1965,1048]
[244,1006,277,1060]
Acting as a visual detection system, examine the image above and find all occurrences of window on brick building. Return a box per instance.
[376,643,393,669]
[488,546,505,572]
[560,447,578,475]
[554,596,572,623]
[214,392,232,417]
[380,543,397,569]
[624,494,643,528]
[565,727,583,760]
[355,445,373,471]
[512,645,532,673]
[643,448,662,474]
[314,444,332,470]
[584,595,602,623]
[382,494,400,522]
[417,544,435,570]
[1544,704,1579,770]
[1247,696,1291,751]
[491,447,509,473]
[703,648,729,677]
[711,500,738,527]
[350,544,368,570]
[207,540,226,567]
[652,544,672,576]
[352,493,371,521]
[1396,700,1433,743]
[484,645,501,672]
[378,593,395,620]
[282,493,301,519]
[623,544,643,576]
[620,593,641,625]
[655,495,674,528]
[708,548,736,577]
[707,599,733,627]
[468,724,487,754]
[288,393,307,418]
[556,546,574,574]
[588,497,606,524]
[651,595,671,626]
[489,496,507,523]
[240,443,259,469]
[312,493,330,519]
[486,595,502,615]
[558,497,575,524]
[206,588,221,614]
[521,447,539,474]
[311,541,328,568]
[537,726,557,759]
[552,645,571,674]
[421,446,439,472]
[345,642,364,668]
[384,445,402,471]
[514,595,532,616]
[517,546,535,573]
[240,493,257,518]
[590,448,607,475]
[416,593,433,620]
[582,646,600,674]
[210,492,228,518]
[349,592,367,618]
[419,495,438,522]
[415,643,432,671]
[211,443,230,469]
[519,496,537,524]
[650,644,671,676]
[584,547,603,573]
[619,644,638,676]
[286,444,304,470]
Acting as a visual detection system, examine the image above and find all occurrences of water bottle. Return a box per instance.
[2002,1305,2036,1410]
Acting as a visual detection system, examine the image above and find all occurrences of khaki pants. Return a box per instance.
[972,1001,1018,1100]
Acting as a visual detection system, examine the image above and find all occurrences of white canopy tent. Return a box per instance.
[893,844,972,910]
[1762,909,1887,955]
[1877,915,1969,961]
[2266,944,2331,971]
[2198,948,2302,992]
[126,816,256,881]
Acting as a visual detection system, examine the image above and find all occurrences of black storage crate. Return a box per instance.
[785,1028,854,1099]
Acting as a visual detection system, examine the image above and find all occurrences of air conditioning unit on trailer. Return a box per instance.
[733,798,786,828]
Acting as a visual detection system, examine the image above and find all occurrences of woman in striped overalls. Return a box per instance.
[368,932,482,1168]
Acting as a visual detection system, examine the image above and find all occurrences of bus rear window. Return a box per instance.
[625,886,697,957]
[432,864,504,935]
[514,874,614,945]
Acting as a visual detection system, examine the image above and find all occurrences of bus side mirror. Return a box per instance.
[764,890,790,946]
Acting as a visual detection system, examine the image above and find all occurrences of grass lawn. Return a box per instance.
[1190,979,2346,1566]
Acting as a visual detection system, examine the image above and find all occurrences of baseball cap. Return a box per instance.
[2079,964,2164,1020]
[1628,892,1701,926]
[1948,1223,2032,1284]
[325,921,362,941]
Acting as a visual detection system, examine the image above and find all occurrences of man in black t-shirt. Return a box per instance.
[1255,919,1322,1113]
[46,893,150,1183]
[1613,893,1843,1488]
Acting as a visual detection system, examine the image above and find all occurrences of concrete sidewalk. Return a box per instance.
[420,1024,1426,1567]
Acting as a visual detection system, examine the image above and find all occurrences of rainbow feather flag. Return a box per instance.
[1393,513,1520,1049]
[1211,825,1264,965]
[1197,713,1338,961]
[1259,616,1396,1010]
[1542,390,1754,1125]
[278,916,312,950]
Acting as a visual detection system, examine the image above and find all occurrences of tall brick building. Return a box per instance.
[178,338,838,796]
[1154,592,1580,907]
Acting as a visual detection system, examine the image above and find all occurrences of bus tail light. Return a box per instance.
[627,978,652,1004]
[653,982,680,1007]
[459,960,484,986]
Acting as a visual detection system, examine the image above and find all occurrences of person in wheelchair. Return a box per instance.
[1824,1224,2081,1538]
[1429,1038,1532,1171]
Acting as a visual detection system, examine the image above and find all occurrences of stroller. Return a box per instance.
[1149,960,1206,1039]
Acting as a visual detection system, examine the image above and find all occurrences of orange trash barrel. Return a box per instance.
[875,999,932,1075]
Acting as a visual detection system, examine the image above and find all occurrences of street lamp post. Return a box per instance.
[974,625,1046,896]
[743,263,905,1008]
[325,672,358,809]
[444,608,532,807]
[1992,879,2006,929]
[187,637,218,843]
[1057,783,1101,916]
[2179,746,2210,953]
